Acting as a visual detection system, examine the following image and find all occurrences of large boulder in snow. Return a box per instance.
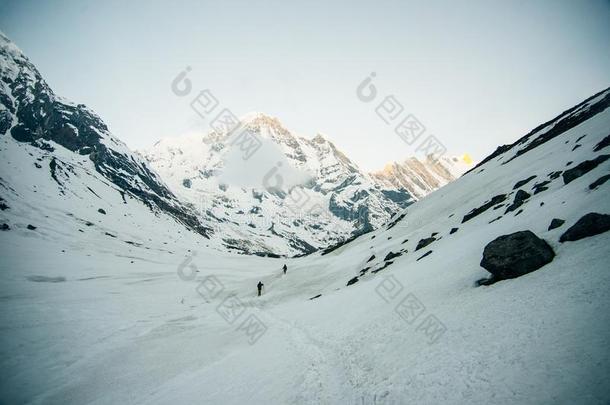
[562,155,610,184]
[415,237,436,251]
[559,213,610,242]
[480,230,555,279]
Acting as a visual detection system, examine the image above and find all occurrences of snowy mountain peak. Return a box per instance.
[372,154,474,199]
[0,32,212,240]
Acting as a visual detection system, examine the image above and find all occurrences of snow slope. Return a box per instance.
[2,78,609,405]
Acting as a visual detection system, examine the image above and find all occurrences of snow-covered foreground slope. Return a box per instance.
[1,86,609,404]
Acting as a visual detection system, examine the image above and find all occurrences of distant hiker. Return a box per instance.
[283,264,287,275]
[257,281,264,297]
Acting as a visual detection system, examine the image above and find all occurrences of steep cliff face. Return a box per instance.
[371,155,473,199]
[0,32,211,238]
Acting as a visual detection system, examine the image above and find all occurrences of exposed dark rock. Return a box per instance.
[329,194,374,233]
[532,180,551,194]
[505,189,531,214]
[415,237,436,251]
[371,260,394,274]
[431,232,438,237]
[466,88,610,173]
[182,178,192,188]
[450,227,459,234]
[593,134,610,152]
[540,202,545,206]
[254,251,283,258]
[559,213,610,242]
[548,218,565,230]
[465,144,513,174]
[401,238,408,244]
[562,155,610,184]
[514,209,524,216]
[86,187,101,199]
[462,194,508,223]
[503,91,610,163]
[359,267,371,276]
[480,230,555,279]
[366,254,376,262]
[566,161,573,166]
[575,134,587,143]
[384,251,402,261]
[104,232,116,238]
[548,171,563,180]
[1,223,9,231]
[488,216,502,224]
[380,189,412,207]
[98,208,106,215]
[572,144,581,151]
[513,175,537,190]
[346,276,359,286]
[26,224,36,230]
[386,212,406,230]
[416,250,433,261]
[475,275,499,287]
[309,294,322,300]
[589,174,610,190]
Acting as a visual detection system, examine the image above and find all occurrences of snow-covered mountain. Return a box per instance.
[141,113,469,255]
[0,32,213,244]
[0,31,460,258]
[372,154,473,198]
[2,80,608,403]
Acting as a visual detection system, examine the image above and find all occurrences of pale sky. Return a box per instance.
[1,0,609,171]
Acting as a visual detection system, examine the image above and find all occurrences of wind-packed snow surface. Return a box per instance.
[2,32,610,404]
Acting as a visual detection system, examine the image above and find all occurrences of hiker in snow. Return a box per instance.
[283,264,287,275]
[257,281,264,297]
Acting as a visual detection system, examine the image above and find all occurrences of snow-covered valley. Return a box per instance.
[1,29,610,405]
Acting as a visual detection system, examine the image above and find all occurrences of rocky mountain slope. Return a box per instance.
[141,113,470,255]
[0,32,213,242]
[371,154,472,198]
[0,30,466,257]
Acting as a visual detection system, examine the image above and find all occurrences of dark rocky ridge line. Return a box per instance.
[465,87,610,175]
[0,33,212,239]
